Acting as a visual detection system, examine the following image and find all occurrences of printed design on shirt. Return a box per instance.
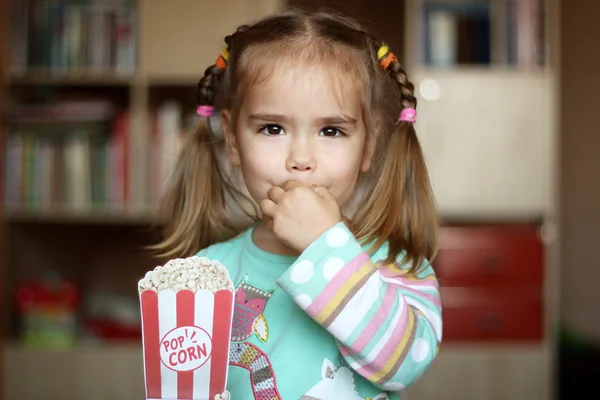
[231,276,275,343]
[300,358,389,400]
[228,276,282,399]
[229,341,283,400]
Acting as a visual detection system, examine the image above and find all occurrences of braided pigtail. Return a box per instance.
[151,28,255,258]
[354,42,438,273]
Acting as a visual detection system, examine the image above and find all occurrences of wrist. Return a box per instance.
[297,218,343,253]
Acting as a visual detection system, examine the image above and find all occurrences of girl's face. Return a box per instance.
[223,63,373,209]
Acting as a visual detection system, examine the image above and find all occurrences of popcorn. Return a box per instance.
[138,256,234,294]
[139,256,235,400]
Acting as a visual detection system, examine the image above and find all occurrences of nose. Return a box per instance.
[286,138,315,172]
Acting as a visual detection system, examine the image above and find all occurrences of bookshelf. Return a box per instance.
[403,1,560,400]
[408,0,548,69]
[405,0,557,217]
[0,0,285,399]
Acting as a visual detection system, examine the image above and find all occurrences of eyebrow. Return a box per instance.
[248,113,358,126]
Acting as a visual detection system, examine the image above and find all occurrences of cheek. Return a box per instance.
[238,143,283,201]
[323,150,363,199]
[240,148,278,180]
[333,164,361,189]
[325,139,364,172]
[332,135,366,193]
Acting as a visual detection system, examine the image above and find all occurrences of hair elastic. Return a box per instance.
[215,48,229,70]
[196,106,224,139]
[377,43,398,70]
[399,108,417,123]
[196,105,214,117]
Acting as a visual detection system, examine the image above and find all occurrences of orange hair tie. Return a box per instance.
[215,55,227,70]
[380,52,397,70]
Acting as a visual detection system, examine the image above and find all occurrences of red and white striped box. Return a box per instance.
[140,288,234,400]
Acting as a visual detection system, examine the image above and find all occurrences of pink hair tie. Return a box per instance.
[196,105,214,117]
[399,107,417,123]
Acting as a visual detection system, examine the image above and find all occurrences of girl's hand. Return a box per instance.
[260,180,342,252]
[214,391,230,400]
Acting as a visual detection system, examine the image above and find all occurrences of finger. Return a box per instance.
[312,186,336,201]
[267,185,286,203]
[259,198,277,219]
[281,180,304,191]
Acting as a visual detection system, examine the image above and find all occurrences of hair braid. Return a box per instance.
[195,24,250,108]
[388,61,417,112]
[224,24,249,50]
[353,38,437,271]
[367,35,417,113]
[195,65,224,107]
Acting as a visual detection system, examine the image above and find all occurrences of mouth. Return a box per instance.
[283,180,320,189]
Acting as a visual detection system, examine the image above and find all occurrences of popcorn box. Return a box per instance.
[139,258,234,400]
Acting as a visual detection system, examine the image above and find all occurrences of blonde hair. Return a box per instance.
[152,9,438,273]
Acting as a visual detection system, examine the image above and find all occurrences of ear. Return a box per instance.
[360,139,375,173]
[360,116,380,172]
[322,359,335,380]
[221,109,241,167]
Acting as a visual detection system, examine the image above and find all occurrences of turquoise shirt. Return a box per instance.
[198,222,442,400]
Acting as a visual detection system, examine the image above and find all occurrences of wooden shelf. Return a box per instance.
[5,340,142,352]
[412,65,553,77]
[5,208,159,226]
[4,342,145,400]
[147,76,200,86]
[7,70,135,86]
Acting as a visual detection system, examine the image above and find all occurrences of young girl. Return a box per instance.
[155,9,442,400]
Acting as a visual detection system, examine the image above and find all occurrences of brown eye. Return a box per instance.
[259,124,285,136]
[319,126,344,137]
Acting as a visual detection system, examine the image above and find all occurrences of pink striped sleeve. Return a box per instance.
[277,222,442,391]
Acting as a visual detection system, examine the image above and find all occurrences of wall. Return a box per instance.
[560,0,600,345]
[287,0,405,58]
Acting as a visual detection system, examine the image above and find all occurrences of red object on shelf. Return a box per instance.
[435,224,544,287]
[15,275,81,347]
[16,280,80,313]
[435,224,545,343]
[440,287,543,342]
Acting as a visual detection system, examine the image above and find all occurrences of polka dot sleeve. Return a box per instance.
[276,222,442,392]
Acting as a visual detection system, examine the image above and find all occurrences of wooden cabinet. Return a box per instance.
[400,0,559,395]
[442,287,543,342]
[412,71,555,216]
[436,224,545,343]
[436,224,544,287]
[410,223,552,400]
[413,224,550,399]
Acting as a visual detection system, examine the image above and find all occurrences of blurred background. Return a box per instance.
[0,0,596,399]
